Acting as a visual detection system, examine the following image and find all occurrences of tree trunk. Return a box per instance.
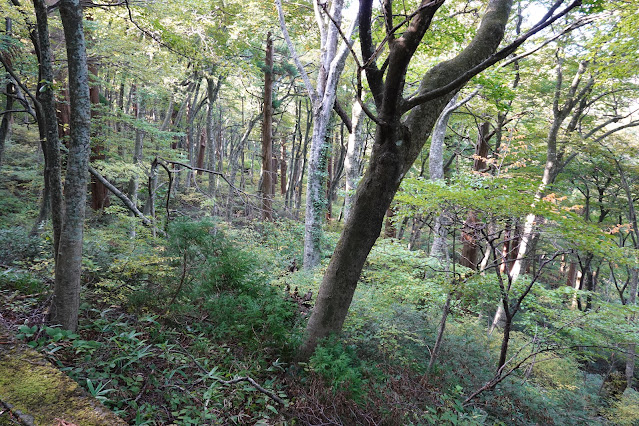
[196,128,206,172]
[343,98,365,221]
[184,79,202,189]
[31,0,63,255]
[497,313,513,371]
[460,121,491,270]
[491,60,591,331]
[261,32,274,221]
[89,63,109,210]
[626,268,638,388]
[460,210,479,270]
[127,87,144,238]
[295,101,312,216]
[50,0,91,332]
[298,0,514,360]
[285,100,302,210]
[280,140,287,195]
[429,91,479,261]
[277,0,354,268]
[0,18,14,169]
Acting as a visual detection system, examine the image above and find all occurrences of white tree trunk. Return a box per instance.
[343,99,364,221]
[428,90,478,261]
[276,0,357,269]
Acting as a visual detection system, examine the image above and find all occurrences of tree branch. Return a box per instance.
[275,0,318,106]
[403,0,583,112]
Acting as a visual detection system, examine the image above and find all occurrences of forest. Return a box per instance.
[0,0,638,424]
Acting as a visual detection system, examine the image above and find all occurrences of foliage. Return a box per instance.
[603,388,639,426]
[307,336,366,401]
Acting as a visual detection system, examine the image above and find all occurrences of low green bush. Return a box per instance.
[0,227,46,265]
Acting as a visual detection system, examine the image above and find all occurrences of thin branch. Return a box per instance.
[88,165,165,236]
[497,15,595,70]
[158,158,257,205]
[275,0,318,105]
[179,344,286,405]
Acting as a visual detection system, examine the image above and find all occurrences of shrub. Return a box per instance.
[0,227,46,265]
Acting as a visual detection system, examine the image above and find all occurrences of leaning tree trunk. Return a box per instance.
[298,0,516,360]
[50,0,91,332]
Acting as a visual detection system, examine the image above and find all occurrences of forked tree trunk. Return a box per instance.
[277,0,355,268]
[50,0,91,332]
[298,0,516,360]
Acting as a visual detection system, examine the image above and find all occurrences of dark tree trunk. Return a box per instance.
[0,18,14,169]
[280,140,287,195]
[33,0,64,257]
[89,63,109,210]
[460,122,491,269]
[196,128,206,172]
[460,211,479,269]
[298,0,514,360]
[497,314,513,371]
[50,0,91,332]
[261,33,274,221]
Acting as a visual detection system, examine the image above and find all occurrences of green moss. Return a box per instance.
[0,345,125,425]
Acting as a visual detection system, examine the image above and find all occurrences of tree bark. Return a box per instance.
[343,98,365,221]
[261,33,274,221]
[50,0,91,332]
[298,0,516,359]
[277,0,356,268]
[0,18,14,169]
[89,62,109,210]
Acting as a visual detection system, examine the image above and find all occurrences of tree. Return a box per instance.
[276,0,357,269]
[297,0,585,360]
[261,32,274,221]
[49,0,92,332]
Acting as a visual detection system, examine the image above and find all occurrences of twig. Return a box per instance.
[177,343,286,405]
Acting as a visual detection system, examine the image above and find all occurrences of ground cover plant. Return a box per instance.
[1,0,639,424]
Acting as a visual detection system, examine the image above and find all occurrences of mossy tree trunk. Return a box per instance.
[297,0,570,360]
[276,0,355,269]
[50,0,91,332]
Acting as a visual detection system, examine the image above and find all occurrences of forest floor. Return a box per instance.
[0,321,126,426]
[2,129,638,425]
